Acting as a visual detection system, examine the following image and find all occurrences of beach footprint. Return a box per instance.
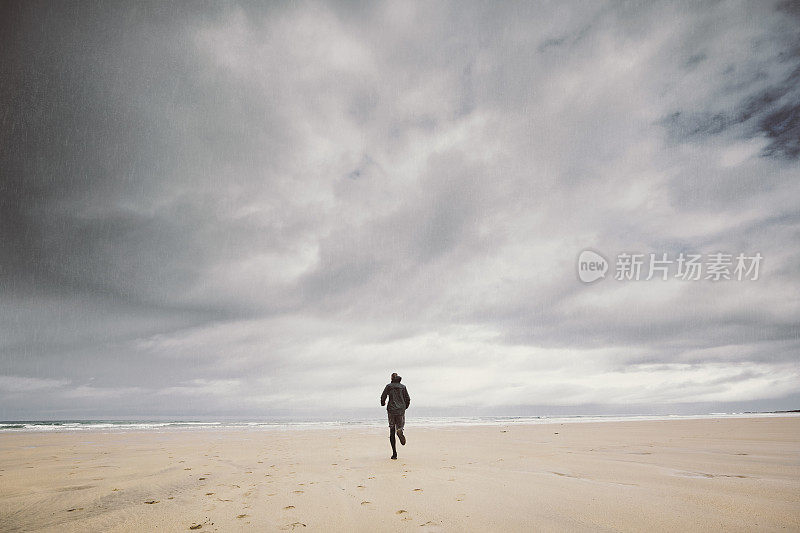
[280,522,306,530]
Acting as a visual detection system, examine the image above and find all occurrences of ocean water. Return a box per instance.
[1,412,797,432]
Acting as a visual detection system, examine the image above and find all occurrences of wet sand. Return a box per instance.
[1,417,798,532]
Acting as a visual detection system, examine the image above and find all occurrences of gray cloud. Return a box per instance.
[1,0,798,419]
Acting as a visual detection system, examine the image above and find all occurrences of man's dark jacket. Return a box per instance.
[381,377,410,415]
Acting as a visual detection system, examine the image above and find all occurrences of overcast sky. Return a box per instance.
[1,0,798,419]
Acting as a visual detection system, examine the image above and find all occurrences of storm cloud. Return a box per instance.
[1,0,798,418]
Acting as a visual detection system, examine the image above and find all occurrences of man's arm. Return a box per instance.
[380,384,389,406]
[403,386,410,409]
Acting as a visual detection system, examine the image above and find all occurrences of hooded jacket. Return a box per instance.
[381,375,410,415]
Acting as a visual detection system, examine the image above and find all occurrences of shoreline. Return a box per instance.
[2,411,799,434]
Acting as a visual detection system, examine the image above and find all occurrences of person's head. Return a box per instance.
[391,372,401,382]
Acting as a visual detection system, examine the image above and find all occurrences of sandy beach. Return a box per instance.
[1,417,798,532]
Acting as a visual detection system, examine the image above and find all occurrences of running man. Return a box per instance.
[380,372,410,460]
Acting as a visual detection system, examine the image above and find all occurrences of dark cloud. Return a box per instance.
[1,0,798,418]
[659,3,800,159]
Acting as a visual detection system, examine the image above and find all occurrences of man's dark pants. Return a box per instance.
[388,411,405,454]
